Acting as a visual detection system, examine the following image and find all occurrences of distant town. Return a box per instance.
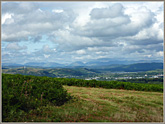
[85,74,163,81]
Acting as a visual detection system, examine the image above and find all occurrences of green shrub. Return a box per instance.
[2,74,71,121]
[52,77,163,92]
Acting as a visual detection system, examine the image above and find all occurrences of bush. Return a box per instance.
[52,77,163,92]
[2,74,71,121]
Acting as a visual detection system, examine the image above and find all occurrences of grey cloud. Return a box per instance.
[2,2,37,14]
[42,45,56,53]
[50,30,105,52]
[67,4,159,59]
[5,42,27,51]
[29,35,43,43]
[75,5,156,40]
[2,3,77,42]
[130,39,163,46]
[2,50,30,64]
[121,43,163,55]
[90,3,124,19]
[2,2,163,64]
[159,22,163,29]
[2,30,30,42]
[146,43,163,52]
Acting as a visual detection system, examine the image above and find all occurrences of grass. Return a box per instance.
[20,85,163,122]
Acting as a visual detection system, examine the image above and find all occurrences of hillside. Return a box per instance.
[2,68,98,77]
[2,74,163,122]
[2,63,163,78]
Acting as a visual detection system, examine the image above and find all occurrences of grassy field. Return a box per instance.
[23,86,163,122]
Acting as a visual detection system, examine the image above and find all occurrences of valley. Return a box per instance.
[2,62,163,84]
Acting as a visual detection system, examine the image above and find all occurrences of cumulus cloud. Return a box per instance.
[50,30,104,51]
[2,2,164,64]
[2,13,14,24]
[44,54,50,58]
[52,9,64,13]
[156,51,164,57]
[5,42,27,51]
[42,45,56,53]
[90,3,124,19]
[2,2,76,42]
[76,49,86,55]
[75,4,156,40]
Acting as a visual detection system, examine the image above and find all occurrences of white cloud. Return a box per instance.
[144,54,152,58]
[2,2,163,64]
[2,31,30,42]
[52,9,64,13]
[76,49,86,55]
[5,42,27,51]
[2,13,14,24]
[73,55,92,60]
[42,45,54,53]
[51,30,103,51]
[156,51,164,57]
[2,5,76,42]
[44,54,50,58]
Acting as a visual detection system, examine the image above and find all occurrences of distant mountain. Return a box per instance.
[69,61,86,67]
[2,59,163,70]
[97,62,163,72]
[24,62,64,68]
[2,63,23,67]
[24,62,46,67]
[86,60,127,66]
[85,59,163,67]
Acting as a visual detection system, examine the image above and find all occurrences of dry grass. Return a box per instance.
[63,86,163,122]
[24,85,163,122]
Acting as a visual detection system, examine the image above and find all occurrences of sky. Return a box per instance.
[1,2,164,64]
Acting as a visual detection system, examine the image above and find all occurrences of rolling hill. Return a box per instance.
[2,63,163,78]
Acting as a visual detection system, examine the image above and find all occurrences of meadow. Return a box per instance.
[2,74,163,122]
